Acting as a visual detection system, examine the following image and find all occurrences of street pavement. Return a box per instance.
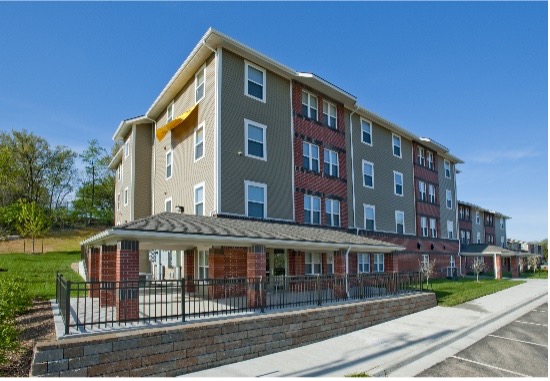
[184,279,547,377]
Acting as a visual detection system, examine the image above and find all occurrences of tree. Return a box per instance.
[527,256,540,273]
[419,259,436,286]
[471,257,486,282]
[45,146,77,217]
[15,200,49,254]
[540,239,548,263]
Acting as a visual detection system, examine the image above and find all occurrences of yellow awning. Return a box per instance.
[155,104,198,141]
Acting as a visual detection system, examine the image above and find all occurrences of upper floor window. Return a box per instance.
[303,142,319,172]
[304,195,321,225]
[195,65,206,103]
[245,119,267,160]
[465,208,470,221]
[394,171,404,196]
[194,123,205,161]
[444,159,451,178]
[459,206,464,220]
[430,218,437,238]
[194,183,205,216]
[325,199,340,227]
[476,211,480,224]
[124,140,130,158]
[395,211,405,234]
[358,253,370,273]
[166,150,173,179]
[392,134,402,158]
[245,62,265,102]
[165,197,172,213]
[245,181,266,218]
[420,216,428,237]
[123,187,129,206]
[361,119,372,145]
[166,101,174,123]
[417,147,425,166]
[477,231,481,244]
[465,230,471,244]
[428,184,436,204]
[364,204,375,231]
[374,254,384,273]
[362,160,374,188]
[301,91,318,120]
[305,252,321,275]
[500,217,504,229]
[323,100,337,128]
[446,190,452,209]
[419,181,426,201]
[117,193,121,211]
[500,236,505,247]
[447,221,454,239]
[117,163,123,182]
[427,151,434,170]
[323,149,338,177]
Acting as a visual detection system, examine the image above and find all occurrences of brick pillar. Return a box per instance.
[511,256,519,278]
[334,250,347,299]
[247,245,266,308]
[209,248,225,298]
[89,247,101,298]
[384,252,398,273]
[115,240,139,321]
[99,245,117,307]
[494,254,502,280]
[183,249,195,293]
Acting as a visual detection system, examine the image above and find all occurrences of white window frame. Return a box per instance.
[123,187,128,206]
[395,210,405,234]
[325,199,340,227]
[477,232,481,244]
[421,216,428,237]
[419,181,427,201]
[166,150,173,180]
[364,204,376,231]
[394,171,404,196]
[422,254,429,266]
[117,163,123,182]
[322,100,337,128]
[244,119,267,161]
[166,101,174,123]
[245,180,267,219]
[444,159,451,179]
[164,197,172,213]
[476,211,480,224]
[326,252,334,275]
[304,194,321,225]
[392,134,402,158]
[362,160,374,188]
[303,142,320,172]
[500,217,504,230]
[198,250,209,280]
[194,122,205,162]
[417,146,425,166]
[194,183,205,216]
[301,90,318,120]
[124,140,130,158]
[360,118,372,146]
[427,151,434,170]
[323,148,339,177]
[430,218,437,238]
[358,253,370,273]
[244,61,266,102]
[195,64,206,104]
[374,254,384,273]
[117,192,121,211]
[447,221,454,239]
[428,184,436,203]
[466,230,471,244]
[501,236,505,247]
[450,255,455,268]
[305,252,322,275]
[446,189,452,209]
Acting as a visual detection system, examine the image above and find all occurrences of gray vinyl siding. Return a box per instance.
[153,53,216,217]
[472,208,484,243]
[438,157,457,239]
[133,124,153,220]
[495,217,507,247]
[219,49,293,220]
[347,111,415,234]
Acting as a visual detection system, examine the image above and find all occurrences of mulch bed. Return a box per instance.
[0,300,55,377]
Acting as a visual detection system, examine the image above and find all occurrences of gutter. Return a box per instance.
[348,105,359,229]
[344,245,351,297]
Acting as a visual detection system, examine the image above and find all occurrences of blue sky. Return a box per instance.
[0,2,547,241]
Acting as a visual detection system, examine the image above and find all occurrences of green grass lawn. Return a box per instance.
[0,251,83,300]
[426,277,524,307]
[519,271,548,279]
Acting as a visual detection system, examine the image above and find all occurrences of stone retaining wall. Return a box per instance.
[31,293,436,377]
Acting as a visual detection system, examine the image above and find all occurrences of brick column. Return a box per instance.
[247,245,266,308]
[99,245,117,307]
[384,252,398,273]
[183,249,195,293]
[115,240,140,321]
[209,248,225,298]
[511,256,519,278]
[89,247,101,298]
[334,250,347,299]
[494,254,502,280]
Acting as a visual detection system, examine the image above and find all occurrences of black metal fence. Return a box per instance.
[56,272,424,335]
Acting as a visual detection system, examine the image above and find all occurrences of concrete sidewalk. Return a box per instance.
[184,279,548,377]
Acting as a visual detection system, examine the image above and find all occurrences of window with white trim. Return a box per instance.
[447,221,454,239]
[427,151,434,170]
[501,236,505,247]
[428,184,436,203]
[166,101,174,123]
[124,140,130,158]
[304,195,321,225]
[444,159,451,178]
[117,193,121,211]
[245,119,267,160]
[364,204,375,231]
[323,149,338,177]
[123,187,128,206]
[361,119,372,145]
[419,181,426,201]
[417,146,425,166]
[362,160,374,188]
[358,253,370,273]
[194,123,204,161]
[245,181,266,218]
[392,134,402,158]
[323,100,337,128]
[245,62,265,101]
[303,142,319,172]
[326,253,334,274]
[195,64,205,103]
[394,171,404,196]
[198,250,209,280]
[430,218,437,238]
[374,254,384,272]
[460,230,466,243]
[476,211,480,224]
[477,231,481,244]
[166,150,172,179]
[165,197,172,212]
[325,199,340,227]
[500,217,504,229]
[422,254,429,266]
[466,230,471,244]
[446,189,452,209]
[395,211,405,234]
[420,216,428,237]
[305,252,321,275]
[117,163,123,182]
[194,184,204,216]
[301,90,318,120]
[450,255,455,268]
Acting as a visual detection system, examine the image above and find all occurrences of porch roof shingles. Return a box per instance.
[460,244,517,257]
[82,213,404,252]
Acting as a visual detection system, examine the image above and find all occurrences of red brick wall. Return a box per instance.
[115,240,140,321]
[223,247,248,278]
[396,252,455,278]
[288,250,305,276]
[362,232,459,254]
[99,245,117,307]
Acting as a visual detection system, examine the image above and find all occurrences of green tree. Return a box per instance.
[15,200,50,254]
[540,239,548,263]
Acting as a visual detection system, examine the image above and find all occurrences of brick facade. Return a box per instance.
[99,245,117,308]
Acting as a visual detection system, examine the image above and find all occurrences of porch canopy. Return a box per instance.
[460,244,518,257]
[81,212,404,253]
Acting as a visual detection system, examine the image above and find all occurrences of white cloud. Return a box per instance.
[467,149,541,164]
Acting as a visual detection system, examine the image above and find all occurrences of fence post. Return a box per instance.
[181,278,185,322]
[317,275,321,306]
[259,276,265,313]
[65,280,71,335]
[56,273,59,304]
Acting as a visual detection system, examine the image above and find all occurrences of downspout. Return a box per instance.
[349,105,359,228]
[454,164,462,276]
[345,245,351,297]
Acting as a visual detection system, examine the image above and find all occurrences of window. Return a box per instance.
[364,205,375,231]
[361,119,372,145]
[165,197,172,213]
[420,217,428,237]
[123,187,128,206]
[124,140,130,158]
[427,151,434,170]
[422,254,429,266]
[301,90,318,120]
[358,253,370,273]
[166,101,174,123]
[194,123,204,161]
[459,207,465,220]
[450,255,455,268]
[245,181,266,218]
[117,193,121,211]
[430,218,437,238]
[477,232,481,244]
[500,217,504,229]
[476,211,480,224]
[198,250,209,280]
[194,184,204,216]
[362,160,374,188]
[394,171,404,196]
[428,184,436,203]
[326,253,334,274]
[245,119,267,160]
[245,62,265,101]
[501,236,505,247]
[117,163,122,182]
[392,134,402,158]
[305,252,321,275]
[466,231,471,244]
[395,211,405,234]
[419,181,426,201]
[325,199,340,227]
[303,142,320,172]
[324,149,338,177]
[323,100,337,128]
[465,208,470,221]
[166,150,173,179]
[374,254,384,272]
[444,159,451,178]
[417,147,425,166]
[304,195,321,225]
[195,64,205,103]
[447,221,454,239]
[460,230,465,243]
[446,190,452,209]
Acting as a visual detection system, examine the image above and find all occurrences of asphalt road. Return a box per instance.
[417,302,548,377]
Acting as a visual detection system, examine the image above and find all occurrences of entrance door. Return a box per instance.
[268,249,287,291]
[273,249,286,276]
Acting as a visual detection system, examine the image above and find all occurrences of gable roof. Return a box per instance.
[461,244,517,257]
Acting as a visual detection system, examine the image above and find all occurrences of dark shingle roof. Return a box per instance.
[461,244,517,256]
